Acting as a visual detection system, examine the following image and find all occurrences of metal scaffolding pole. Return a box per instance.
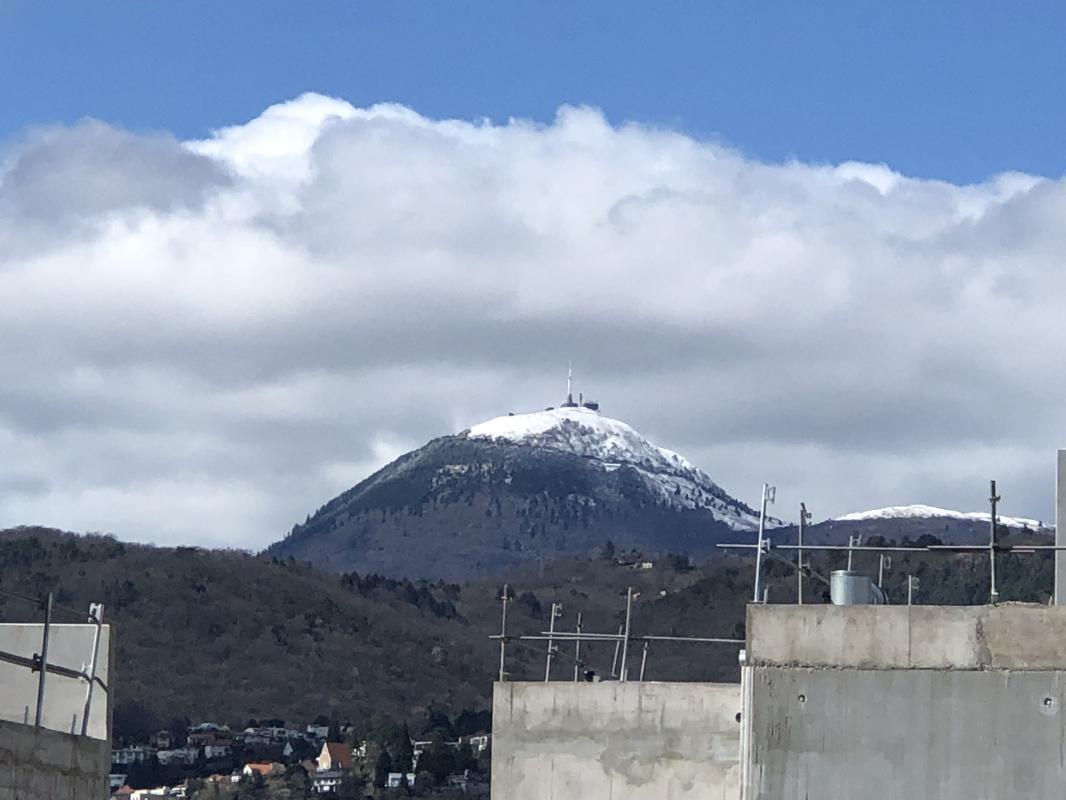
[34,593,53,728]
[752,484,775,603]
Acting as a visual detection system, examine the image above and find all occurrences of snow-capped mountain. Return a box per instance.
[834,504,1046,530]
[268,404,772,580]
[466,406,774,531]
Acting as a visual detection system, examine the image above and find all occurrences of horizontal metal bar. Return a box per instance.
[927,544,1066,551]
[719,543,931,553]
[491,634,740,645]
[0,649,108,691]
[642,635,744,644]
[720,542,1064,553]
[538,631,744,644]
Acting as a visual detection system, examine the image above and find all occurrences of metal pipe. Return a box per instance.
[34,593,53,728]
[989,480,1000,605]
[725,541,1066,553]
[798,503,809,605]
[878,554,891,589]
[639,641,649,681]
[544,603,560,682]
[573,612,583,682]
[620,587,633,682]
[498,585,510,683]
[527,633,744,644]
[846,535,862,571]
[752,484,774,603]
[80,603,104,736]
[610,625,623,678]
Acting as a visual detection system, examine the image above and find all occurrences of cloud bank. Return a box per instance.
[1,93,1062,548]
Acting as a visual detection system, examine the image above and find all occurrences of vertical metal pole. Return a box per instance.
[639,641,649,681]
[610,625,623,678]
[847,535,861,571]
[619,587,633,682]
[80,603,105,737]
[907,576,914,606]
[34,593,53,728]
[878,555,887,589]
[573,612,583,683]
[544,603,560,682]
[498,585,510,683]
[989,480,1000,605]
[797,503,808,605]
[753,484,774,602]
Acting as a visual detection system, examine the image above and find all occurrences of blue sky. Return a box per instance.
[1,1,1063,184]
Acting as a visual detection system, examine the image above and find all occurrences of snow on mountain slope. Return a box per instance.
[466,406,778,532]
[834,504,1046,529]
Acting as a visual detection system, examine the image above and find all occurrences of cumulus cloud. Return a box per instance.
[1,92,1063,548]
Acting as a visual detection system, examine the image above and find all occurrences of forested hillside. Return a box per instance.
[0,525,1054,744]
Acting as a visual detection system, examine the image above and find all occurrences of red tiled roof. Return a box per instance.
[323,741,354,769]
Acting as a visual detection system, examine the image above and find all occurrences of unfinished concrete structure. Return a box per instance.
[742,603,1066,798]
[0,621,112,800]
[493,604,1066,799]
[492,681,741,800]
[0,718,111,799]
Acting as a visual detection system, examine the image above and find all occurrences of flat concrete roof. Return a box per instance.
[747,603,1066,670]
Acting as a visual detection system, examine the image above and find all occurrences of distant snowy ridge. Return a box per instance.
[466,406,780,532]
[834,504,1047,529]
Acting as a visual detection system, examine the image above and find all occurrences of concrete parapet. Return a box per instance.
[0,718,110,800]
[492,681,742,800]
[741,666,1066,799]
[747,603,1066,670]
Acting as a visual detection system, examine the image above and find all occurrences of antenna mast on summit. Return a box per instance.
[567,361,573,404]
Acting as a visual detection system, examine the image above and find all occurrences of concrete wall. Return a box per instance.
[747,603,1066,670]
[0,718,110,800]
[742,667,1066,799]
[0,623,112,739]
[741,604,1066,799]
[492,681,741,800]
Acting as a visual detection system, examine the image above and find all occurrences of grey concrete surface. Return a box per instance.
[0,623,111,739]
[0,718,110,800]
[741,666,1066,800]
[747,603,1066,670]
[492,681,742,800]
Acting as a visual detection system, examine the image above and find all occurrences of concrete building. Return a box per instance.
[492,681,741,799]
[741,602,1066,799]
[0,620,112,799]
[492,603,1066,799]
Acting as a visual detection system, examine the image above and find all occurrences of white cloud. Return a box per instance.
[1,92,1063,547]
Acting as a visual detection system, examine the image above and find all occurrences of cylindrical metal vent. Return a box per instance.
[830,570,885,605]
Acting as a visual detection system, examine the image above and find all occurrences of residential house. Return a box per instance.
[317,741,354,772]
[242,762,283,778]
[112,745,156,765]
[154,730,172,750]
[462,733,491,755]
[306,724,330,740]
[157,748,198,766]
[109,786,133,800]
[203,744,231,760]
[386,773,416,789]
[109,774,129,790]
[310,770,345,794]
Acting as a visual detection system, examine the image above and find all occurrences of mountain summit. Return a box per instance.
[268,403,774,580]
